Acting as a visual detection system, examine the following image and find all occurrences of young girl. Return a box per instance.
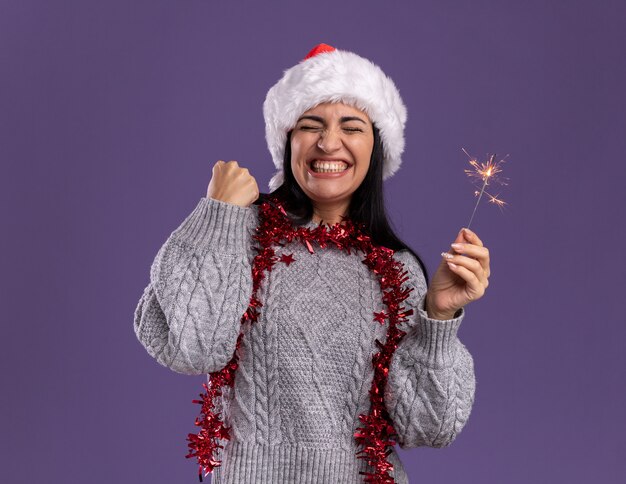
[134,43,490,484]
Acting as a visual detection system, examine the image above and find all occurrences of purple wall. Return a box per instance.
[2,0,625,482]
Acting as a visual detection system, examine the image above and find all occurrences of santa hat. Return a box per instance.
[263,43,408,192]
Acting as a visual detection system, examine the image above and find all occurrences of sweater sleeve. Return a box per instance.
[133,197,258,375]
[383,249,476,449]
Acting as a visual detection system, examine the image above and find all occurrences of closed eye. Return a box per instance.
[300,126,363,132]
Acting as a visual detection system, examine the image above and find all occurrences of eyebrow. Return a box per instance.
[296,115,368,125]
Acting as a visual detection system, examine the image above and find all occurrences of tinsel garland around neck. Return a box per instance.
[185,195,416,483]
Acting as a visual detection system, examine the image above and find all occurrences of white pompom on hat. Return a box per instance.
[263,43,408,192]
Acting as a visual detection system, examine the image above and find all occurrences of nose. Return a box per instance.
[317,128,342,153]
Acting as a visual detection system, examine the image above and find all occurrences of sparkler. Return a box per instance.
[462,148,509,230]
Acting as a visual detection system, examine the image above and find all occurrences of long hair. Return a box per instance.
[254,124,430,285]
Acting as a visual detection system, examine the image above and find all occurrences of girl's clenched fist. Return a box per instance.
[206,160,260,208]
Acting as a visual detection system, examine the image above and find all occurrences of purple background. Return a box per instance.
[2,1,625,482]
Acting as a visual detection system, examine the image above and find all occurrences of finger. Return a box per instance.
[450,242,488,259]
[450,243,490,276]
[444,251,484,276]
[451,228,466,245]
[442,252,488,286]
[445,261,485,301]
[462,227,483,247]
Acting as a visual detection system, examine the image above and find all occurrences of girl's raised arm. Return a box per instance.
[134,197,257,375]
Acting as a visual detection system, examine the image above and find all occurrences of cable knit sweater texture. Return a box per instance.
[134,197,476,484]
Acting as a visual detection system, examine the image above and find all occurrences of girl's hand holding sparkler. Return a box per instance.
[424,227,491,320]
[423,149,507,320]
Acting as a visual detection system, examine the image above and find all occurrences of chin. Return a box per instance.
[308,189,352,202]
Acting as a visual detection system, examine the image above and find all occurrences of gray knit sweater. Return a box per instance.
[134,197,476,484]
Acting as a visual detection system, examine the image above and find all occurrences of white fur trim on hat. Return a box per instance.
[263,46,407,192]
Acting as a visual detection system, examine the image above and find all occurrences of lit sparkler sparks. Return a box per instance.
[462,148,509,229]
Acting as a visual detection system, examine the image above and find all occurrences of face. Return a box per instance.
[289,102,374,211]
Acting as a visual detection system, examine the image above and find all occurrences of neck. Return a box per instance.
[311,201,350,226]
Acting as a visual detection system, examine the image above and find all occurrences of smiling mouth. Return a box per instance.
[309,160,350,173]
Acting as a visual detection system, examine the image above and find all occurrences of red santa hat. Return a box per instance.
[263,43,408,192]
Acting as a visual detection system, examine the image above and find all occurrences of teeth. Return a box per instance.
[311,160,349,172]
